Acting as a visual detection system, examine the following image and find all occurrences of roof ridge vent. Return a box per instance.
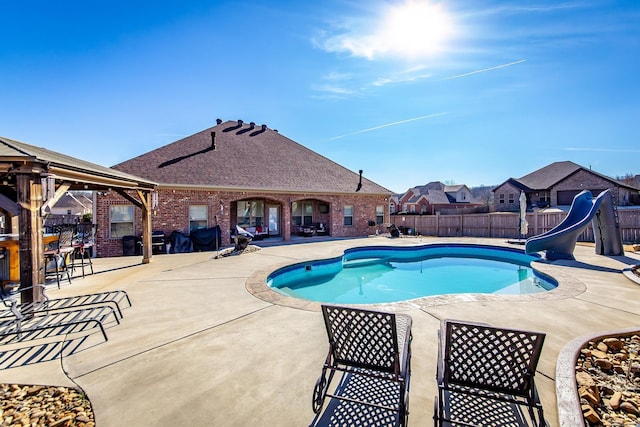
[222,120,244,132]
[249,124,268,137]
[236,121,256,135]
[216,118,222,125]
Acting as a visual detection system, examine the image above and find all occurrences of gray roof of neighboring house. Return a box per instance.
[495,161,639,192]
[517,161,583,189]
[112,120,392,195]
[401,181,468,205]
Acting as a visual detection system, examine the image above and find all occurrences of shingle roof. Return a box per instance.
[516,160,638,191]
[517,161,582,189]
[112,120,392,195]
[0,136,156,190]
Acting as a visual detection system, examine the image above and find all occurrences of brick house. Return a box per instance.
[96,120,393,257]
[492,161,640,212]
[390,182,479,215]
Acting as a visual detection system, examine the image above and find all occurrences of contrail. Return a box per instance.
[565,147,640,153]
[329,113,448,140]
[444,60,526,80]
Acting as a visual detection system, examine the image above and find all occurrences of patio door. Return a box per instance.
[267,205,280,236]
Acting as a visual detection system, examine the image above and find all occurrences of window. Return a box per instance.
[110,205,134,238]
[390,203,395,214]
[343,205,353,226]
[376,205,384,224]
[189,205,208,231]
[292,201,313,226]
[498,194,505,204]
[508,193,515,204]
[237,200,264,227]
[410,205,416,213]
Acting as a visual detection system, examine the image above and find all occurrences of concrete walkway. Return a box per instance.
[3,236,640,426]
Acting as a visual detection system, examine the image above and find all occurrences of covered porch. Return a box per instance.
[0,136,157,302]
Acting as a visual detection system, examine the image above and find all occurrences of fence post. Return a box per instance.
[436,212,440,237]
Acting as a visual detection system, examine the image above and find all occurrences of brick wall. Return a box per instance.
[95,188,389,257]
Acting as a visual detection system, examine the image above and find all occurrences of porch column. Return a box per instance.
[16,172,45,303]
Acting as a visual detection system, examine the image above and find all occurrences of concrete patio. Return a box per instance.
[3,236,640,426]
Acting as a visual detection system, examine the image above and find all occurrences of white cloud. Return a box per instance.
[315,1,457,60]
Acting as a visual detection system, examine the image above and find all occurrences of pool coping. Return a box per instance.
[245,243,587,312]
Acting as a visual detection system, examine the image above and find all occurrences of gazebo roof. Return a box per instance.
[0,136,156,191]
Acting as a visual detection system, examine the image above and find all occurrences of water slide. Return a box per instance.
[525,189,624,260]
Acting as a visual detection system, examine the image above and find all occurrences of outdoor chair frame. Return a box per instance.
[0,302,118,344]
[434,319,546,427]
[1,284,131,320]
[44,225,75,288]
[312,304,412,427]
[71,222,95,278]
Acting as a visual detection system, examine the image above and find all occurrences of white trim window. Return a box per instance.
[343,205,353,226]
[376,205,384,224]
[110,205,134,238]
[189,205,208,231]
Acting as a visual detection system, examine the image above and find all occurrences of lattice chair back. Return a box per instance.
[76,222,95,245]
[322,305,399,373]
[443,320,545,398]
[57,226,75,249]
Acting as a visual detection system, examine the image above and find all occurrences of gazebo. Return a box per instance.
[0,136,157,302]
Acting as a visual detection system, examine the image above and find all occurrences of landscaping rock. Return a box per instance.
[576,335,640,426]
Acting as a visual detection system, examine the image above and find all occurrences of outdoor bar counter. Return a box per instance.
[0,234,58,284]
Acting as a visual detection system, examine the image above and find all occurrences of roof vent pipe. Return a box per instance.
[211,132,216,150]
[216,118,222,125]
[261,124,266,131]
[237,119,243,126]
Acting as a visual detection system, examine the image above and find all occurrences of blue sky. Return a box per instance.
[1,1,638,193]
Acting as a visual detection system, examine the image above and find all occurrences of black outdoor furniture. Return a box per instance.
[1,284,131,320]
[44,225,75,287]
[72,222,95,277]
[434,319,546,426]
[311,305,412,427]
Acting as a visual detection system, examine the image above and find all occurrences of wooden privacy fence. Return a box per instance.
[389,208,640,243]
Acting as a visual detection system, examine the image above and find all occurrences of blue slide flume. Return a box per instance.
[525,190,623,260]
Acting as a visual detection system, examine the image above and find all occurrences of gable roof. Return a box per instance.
[494,161,639,192]
[518,161,582,189]
[0,136,156,190]
[112,120,392,195]
[400,181,471,205]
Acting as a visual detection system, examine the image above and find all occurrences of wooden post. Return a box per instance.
[16,172,45,303]
[139,190,152,264]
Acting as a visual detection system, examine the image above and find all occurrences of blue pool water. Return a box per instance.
[267,244,557,304]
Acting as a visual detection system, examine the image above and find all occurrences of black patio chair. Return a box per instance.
[434,319,546,427]
[44,225,75,288]
[312,304,412,427]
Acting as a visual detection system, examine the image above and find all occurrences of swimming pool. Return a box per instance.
[267,244,557,304]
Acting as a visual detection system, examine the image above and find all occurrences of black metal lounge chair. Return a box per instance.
[312,305,412,427]
[1,284,131,320]
[0,302,118,344]
[434,319,546,427]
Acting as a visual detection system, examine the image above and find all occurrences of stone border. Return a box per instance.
[555,327,640,426]
[245,244,588,312]
[622,265,640,286]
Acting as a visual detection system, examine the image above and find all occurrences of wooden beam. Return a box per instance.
[114,189,143,209]
[0,193,20,217]
[139,191,152,264]
[40,182,71,217]
[16,173,45,303]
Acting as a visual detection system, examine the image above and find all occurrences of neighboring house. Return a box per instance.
[392,182,479,215]
[492,161,640,212]
[96,119,393,256]
[45,191,93,229]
